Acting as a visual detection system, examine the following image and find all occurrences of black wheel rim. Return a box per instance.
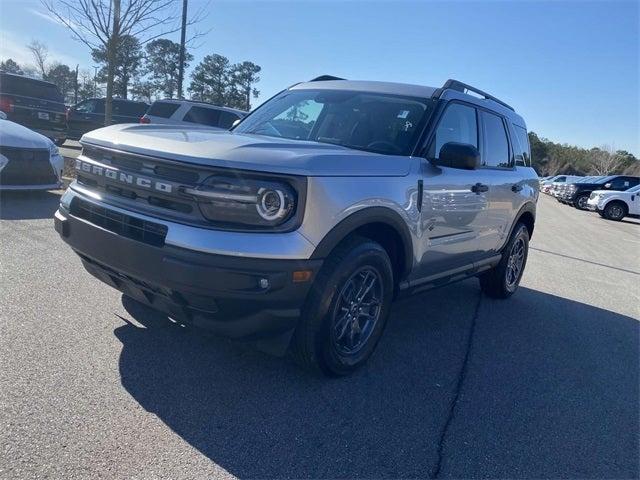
[506,237,526,291]
[330,266,383,356]
[578,196,588,209]
[609,205,623,219]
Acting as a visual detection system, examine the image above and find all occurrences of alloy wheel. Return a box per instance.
[330,266,383,356]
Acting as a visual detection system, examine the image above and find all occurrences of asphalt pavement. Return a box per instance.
[1,192,638,479]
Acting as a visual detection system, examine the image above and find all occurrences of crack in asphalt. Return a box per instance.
[431,292,482,479]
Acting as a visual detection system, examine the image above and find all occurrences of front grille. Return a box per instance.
[0,147,57,186]
[70,197,168,247]
[78,145,203,220]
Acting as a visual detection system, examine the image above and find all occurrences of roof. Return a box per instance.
[0,71,58,87]
[291,80,438,99]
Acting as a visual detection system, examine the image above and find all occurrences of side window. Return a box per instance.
[609,177,636,189]
[428,103,478,158]
[218,111,240,129]
[74,100,95,113]
[183,106,221,127]
[513,125,530,166]
[480,111,510,167]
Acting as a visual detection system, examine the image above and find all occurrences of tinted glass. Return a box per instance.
[235,89,432,155]
[609,177,639,189]
[147,101,180,118]
[481,111,510,167]
[183,106,221,127]
[0,73,64,102]
[428,103,477,158]
[74,100,96,113]
[219,111,240,129]
[114,100,147,116]
[513,125,530,166]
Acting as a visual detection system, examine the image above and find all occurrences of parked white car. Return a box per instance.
[0,111,64,190]
[140,99,247,130]
[587,183,640,221]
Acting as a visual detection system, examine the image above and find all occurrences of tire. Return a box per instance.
[54,138,66,147]
[290,236,394,376]
[479,223,529,299]
[603,201,627,221]
[574,194,590,210]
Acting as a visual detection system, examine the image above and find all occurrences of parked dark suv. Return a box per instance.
[566,175,640,210]
[66,98,149,140]
[0,72,67,146]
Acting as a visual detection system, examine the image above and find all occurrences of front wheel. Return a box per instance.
[479,223,529,299]
[291,236,394,376]
[574,194,590,210]
[603,201,627,221]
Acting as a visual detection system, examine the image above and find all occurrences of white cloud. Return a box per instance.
[0,30,84,70]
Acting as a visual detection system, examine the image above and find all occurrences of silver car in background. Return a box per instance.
[140,99,246,130]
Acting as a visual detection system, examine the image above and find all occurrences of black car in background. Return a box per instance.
[66,98,149,140]
[0,72,67,146]
[566,175,640,209]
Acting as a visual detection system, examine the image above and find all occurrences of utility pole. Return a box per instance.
[105,0,121,125]
[177,0,188,99]
[74,64,79,105]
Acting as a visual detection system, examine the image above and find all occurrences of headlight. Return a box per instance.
[49,144,60,157]
[183,175,301,230]
[0,153,8,172]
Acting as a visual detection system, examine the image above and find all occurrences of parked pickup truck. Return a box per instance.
[55,77,538,375]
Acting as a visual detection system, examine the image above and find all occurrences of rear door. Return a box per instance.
[419,102,496,276]
[478,110,523,250]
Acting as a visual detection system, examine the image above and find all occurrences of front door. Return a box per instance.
[418,102,495,277]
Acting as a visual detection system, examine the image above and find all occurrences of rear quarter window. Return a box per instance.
[0,73,64,103]
[513,125,531,166]
[147,101,180,118]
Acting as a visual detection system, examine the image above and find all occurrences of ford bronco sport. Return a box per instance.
[55,77,538,375]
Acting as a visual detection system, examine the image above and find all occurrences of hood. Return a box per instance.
[81,124,413,177]
[0,119,52,149]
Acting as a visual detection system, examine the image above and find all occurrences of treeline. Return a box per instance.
[529,132,640,177]
[1,38,260,111]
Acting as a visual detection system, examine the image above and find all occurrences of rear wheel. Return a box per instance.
[479,223,529,299]
[291,236,393,376]
[603,201,627,221]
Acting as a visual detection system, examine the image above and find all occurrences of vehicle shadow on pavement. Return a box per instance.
[114,282,639,479]
[0,190,61,220]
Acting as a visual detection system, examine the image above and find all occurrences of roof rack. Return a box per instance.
[436,79,514,111]
[309,75,346,82]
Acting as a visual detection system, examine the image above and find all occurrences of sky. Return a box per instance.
[0,0,638,154]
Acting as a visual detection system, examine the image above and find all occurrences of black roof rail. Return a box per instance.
[436,79,514,111]
[309,75,346,82]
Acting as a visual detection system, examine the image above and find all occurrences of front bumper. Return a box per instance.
[54,196,323,349]
[587,197,603,211]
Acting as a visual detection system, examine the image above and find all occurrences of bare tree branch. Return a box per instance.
[26,40,49,78]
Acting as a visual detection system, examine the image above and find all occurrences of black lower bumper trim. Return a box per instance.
[55,208,322,343]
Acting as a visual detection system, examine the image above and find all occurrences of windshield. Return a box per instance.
[234,89,433,155]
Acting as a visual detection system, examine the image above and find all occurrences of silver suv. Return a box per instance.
[55,77,538,375]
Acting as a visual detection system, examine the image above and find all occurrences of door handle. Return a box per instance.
[511,184,523,193]
[471,183,489,194]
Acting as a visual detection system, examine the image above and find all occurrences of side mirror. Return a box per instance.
[604,183,612,189]
[432,142,480,170]
[231,119,241,128]
[0,111,7,120]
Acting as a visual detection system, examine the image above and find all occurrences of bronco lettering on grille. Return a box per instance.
[75,159,173,193]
